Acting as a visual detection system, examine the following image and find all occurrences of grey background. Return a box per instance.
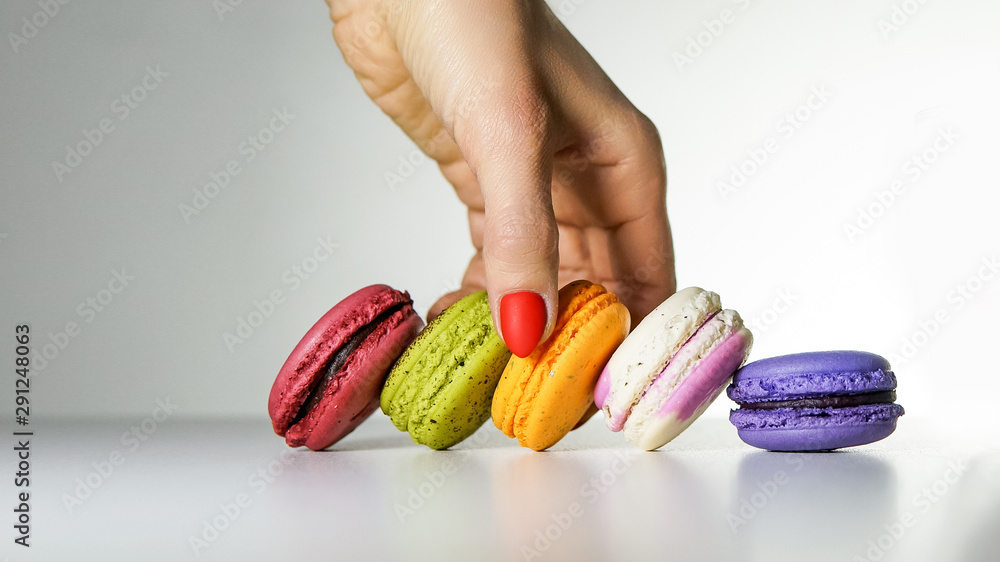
[2,0,998,432]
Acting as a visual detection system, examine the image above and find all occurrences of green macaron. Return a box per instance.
[381,291,511,450]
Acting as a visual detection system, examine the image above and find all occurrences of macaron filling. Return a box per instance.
[738,390,896,410]
[287,301,408,428]
[652,327,751,422]
[594,369,611,409]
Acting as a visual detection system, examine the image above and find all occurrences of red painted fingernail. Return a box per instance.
[500,292,547,358]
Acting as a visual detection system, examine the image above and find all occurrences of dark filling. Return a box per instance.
[289,302,409,426]
[741,390,896,410]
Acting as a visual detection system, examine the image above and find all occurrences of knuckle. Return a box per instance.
[463,76,552,156]
[487,212,558,265]
[631,112,667,192]
[635,113,662,150]
[502,78,551,145]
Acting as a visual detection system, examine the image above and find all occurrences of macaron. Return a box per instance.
[595,287,753,450]
[493,280,630,451]
[727,351,905,451]
[381,291,511,450]
[268,284,424,450]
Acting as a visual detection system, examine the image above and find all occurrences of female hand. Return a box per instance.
[326,0,675,356]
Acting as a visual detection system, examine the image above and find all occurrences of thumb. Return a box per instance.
[464,93,559,358]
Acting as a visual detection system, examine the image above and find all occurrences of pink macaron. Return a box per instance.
[268,284,424,450]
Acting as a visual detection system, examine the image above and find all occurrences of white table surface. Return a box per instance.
[3,415,997,562]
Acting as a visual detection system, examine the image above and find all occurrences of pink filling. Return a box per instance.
[604,316,750,433]
[604,314,720,432]
[595,367,611,409]
[605,382,629,432]
[655,330,749,422]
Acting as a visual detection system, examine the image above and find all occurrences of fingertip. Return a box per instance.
[498,291,548,358]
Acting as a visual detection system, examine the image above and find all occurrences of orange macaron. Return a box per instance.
[492,280,630,451]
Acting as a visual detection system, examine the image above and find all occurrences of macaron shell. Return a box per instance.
[494,281,630,451]
[492,281,602,434]
[284,309,423,450]
[518,301,629,450]
[735,350,890,379]
[600,287,721,430]
[727,351,905,451]
[728,350,896,403]
[380,294,468,421]
[269,284,411,433]
[410,332,509,449]
[268,285,423,450]
[730,403,905,451]
[628,321,753,450]
[381,291,511,449]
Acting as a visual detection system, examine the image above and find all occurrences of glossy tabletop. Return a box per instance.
[4,415,997,561]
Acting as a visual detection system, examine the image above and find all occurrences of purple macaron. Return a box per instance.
[727,351,904,451]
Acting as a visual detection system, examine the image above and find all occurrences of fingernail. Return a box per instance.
[499,292,547,358]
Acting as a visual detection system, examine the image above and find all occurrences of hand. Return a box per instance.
[326,0,675,355]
